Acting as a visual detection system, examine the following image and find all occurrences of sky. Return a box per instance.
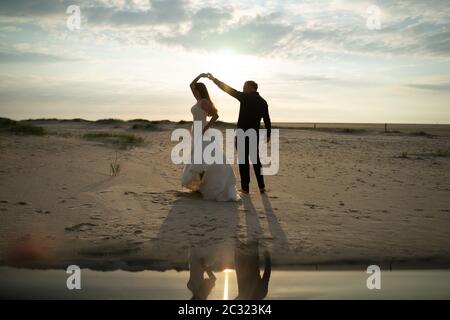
[0,0,449,123]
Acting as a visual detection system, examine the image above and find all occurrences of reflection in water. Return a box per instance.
[1,267,450,299]
[172,192,278,300]
[187,247,217,300]
[186,240,272,300]
[235,241,271,300]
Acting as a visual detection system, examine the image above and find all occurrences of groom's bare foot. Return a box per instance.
[259,188,266,193]
[238,188,249,194]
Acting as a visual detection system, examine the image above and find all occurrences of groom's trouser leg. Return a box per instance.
[236,134,265,191]
[241,137,251,191]
[253,135,265,189]
[237,136,250,191]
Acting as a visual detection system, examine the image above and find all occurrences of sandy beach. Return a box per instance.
[1,119,449,271]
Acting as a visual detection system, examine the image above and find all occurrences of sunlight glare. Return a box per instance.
[205,50,253,85]
[223,268,233,300]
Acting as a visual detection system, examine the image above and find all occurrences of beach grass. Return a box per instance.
[0,117,47,136]
[130,123,159,131]
[95,118,125,125]
[304,127,367,134]
[83,131,144,148]
[423,149,450,157]
[410,131,433,138]
[397,149,449,159]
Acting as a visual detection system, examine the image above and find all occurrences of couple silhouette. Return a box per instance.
[181,73,272,200]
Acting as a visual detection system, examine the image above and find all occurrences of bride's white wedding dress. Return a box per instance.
[181,101,239,202]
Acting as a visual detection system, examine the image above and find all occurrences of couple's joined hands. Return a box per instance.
[199,73,214,80]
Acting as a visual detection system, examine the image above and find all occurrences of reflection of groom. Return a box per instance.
[234,241,271,299]
[207,73,271,194]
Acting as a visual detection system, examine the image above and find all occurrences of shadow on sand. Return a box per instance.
[241,193,290,251]
[151,191,239,269]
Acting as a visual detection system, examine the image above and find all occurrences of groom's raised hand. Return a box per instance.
[206,73,215,80]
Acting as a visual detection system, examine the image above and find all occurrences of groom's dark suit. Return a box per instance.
[213,78,271,192]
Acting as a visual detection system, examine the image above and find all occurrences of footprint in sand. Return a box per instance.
[65,223,97,232]
[141,191,177,205]
[35,209,45,214]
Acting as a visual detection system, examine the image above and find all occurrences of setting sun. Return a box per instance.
[203,50,260,88]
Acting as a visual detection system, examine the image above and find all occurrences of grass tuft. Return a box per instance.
[398,152,409,159]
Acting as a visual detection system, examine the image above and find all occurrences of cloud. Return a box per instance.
[275,73,333,82]
[0,51,78,63]
[159,12,293,55]
[189,6,233,31]
[84,0,188,26]
[406,83,450,91]
[0,0,449,59]
[0,0,70,17]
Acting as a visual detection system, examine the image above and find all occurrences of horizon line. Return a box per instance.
[5,117,450,126]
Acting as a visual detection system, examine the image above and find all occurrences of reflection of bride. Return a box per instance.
[187,247,217,300]
[181,73,239,202]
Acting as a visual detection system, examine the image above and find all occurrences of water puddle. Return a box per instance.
[1,267,449,299]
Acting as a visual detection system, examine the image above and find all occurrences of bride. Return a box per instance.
[181,73,239,202]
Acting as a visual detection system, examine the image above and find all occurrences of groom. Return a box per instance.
[207,73,271,194]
